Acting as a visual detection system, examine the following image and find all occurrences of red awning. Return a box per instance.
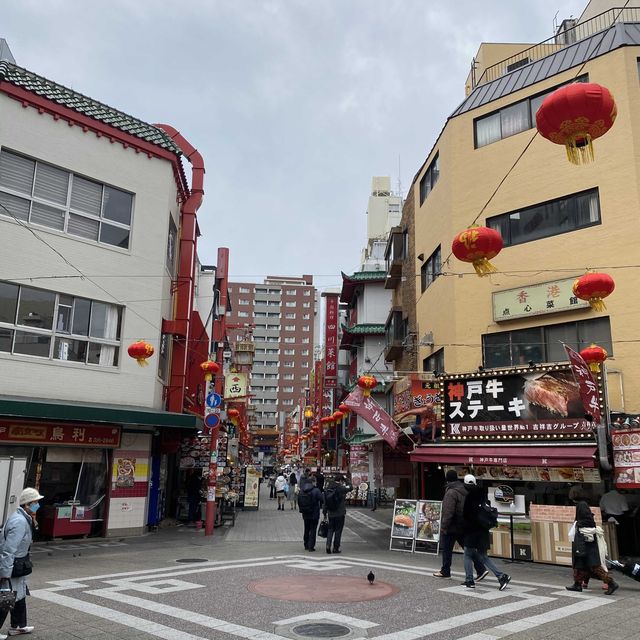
[410,445,597,468]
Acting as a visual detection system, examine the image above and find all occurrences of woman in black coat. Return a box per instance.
[566,485,618,595]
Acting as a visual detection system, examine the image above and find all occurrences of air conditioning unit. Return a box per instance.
[419,331,434,347]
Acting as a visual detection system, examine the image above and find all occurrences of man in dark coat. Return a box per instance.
[461,474,511,590]
[322,474,352,554]
[298,476,323,552]
[433,470,487,579]
[315,469,325,492]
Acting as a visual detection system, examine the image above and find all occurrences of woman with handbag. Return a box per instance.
[0,487,43,637]
[566,485,618,595]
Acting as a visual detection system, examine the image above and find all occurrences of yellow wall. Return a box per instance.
[414,46,640,413]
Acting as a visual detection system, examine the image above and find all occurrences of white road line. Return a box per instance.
[456,596,613,639]
[346,511,390,530]
[371,596,553,640]
[273,611,378,629]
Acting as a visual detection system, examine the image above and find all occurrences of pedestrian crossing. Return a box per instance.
[346,510,390,530]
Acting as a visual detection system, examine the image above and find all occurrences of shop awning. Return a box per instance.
[410,444,597,467]
[0,395,197,429]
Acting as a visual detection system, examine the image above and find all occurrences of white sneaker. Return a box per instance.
[1,632,8,640]
[8,627,34,636]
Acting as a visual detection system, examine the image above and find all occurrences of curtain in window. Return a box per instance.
[476,113,501,147]
[31,202,65,230]
[68,213,99,240]
[98,305,119,366]
[500,102,530,138]
[70,176,102,215]
[33,163,69,205]
[0,191,30,222]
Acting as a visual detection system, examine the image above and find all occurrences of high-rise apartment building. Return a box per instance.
[226,275,317,429]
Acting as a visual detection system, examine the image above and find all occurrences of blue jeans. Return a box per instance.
[464,547,504,583]
[440,532,485,576]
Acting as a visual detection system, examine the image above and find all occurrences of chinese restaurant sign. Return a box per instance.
[224,373,247,399]
[345,386,403,448]
[443,368,591,437]
[324,294,339,388]
[444,464,601,483]
[393,375,441,417]
[612,429,640,488]
[563,343,602,424]
[0,422,121,447]
[493,277,589,322]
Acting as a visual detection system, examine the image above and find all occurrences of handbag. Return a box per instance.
[318,519,328,539]
[568,521,577,542]
[11,555,33,578]
[0,579,16,612]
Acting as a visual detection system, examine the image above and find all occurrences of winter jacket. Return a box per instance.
[322,480,352,518]
[299,481,323,520]
[0,507,34,600]
[289,472,297,486]
[462,485,490,552]
[572,500,602,568]
[274,475,287,492]
[440,480,468,535]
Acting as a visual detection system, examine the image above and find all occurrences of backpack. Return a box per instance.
[324,487,340,511]
[297,490,314,514]
[476,502,498,530]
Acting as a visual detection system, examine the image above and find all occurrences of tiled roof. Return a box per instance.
[342,324,386,335]
[341,270,387,282]
[0,61,181,154]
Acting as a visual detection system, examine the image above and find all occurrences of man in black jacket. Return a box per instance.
[322,474,352,554]
[298,476,323,552]
[433,470,488,580]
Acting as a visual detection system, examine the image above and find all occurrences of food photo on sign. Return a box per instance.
[391,500,417,538]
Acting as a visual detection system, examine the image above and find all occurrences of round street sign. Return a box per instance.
[204,413,220,429]
[206,392,222,408]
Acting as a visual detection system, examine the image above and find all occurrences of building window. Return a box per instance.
[255,288,267,294]
[284,325,295,331]
[283,386,295,392]
[284,361,295,368]
[301,349,309,356]
[267,312,280,318]
[286,289,296,295]
[303,313,310,319]
[254,312,266,318]
[283,399,294,406]
[422,348,444,374]
[303,290,311,296]
[283,373,294,380]
[284,337,295,343]
[420,246,441,293]
[238,299,250,305]
[482,317,612,368]
[486,188,600,247]
[166,218,177,275]
[302,338,310,344]
[474,75,588,148]
[303,302,311,308]
[285,302,296,308]
[0,149,134,249]
[419,152,440,205]
[284,349,295,355]
[285,313,296,319]
[302,326,310,332]
[0,281,122,366]
[238,311,249,318]
[239,287,250,293]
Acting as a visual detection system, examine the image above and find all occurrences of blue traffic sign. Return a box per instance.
[204,413,220,428]
[206,392,222,408]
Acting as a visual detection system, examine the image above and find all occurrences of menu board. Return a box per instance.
[179,436,211,469]
[444,465,601,484]
[613,429,640,488]
[414,500,442,554]
[348,444,370,500]
[390,500,417,552]
[243,466,261,509]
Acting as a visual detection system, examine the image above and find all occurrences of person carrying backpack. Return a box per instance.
[322,474,352,554]
[298,476,323,552]
[461,474,511,590]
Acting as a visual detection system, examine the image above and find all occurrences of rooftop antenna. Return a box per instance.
[553,11,559,35]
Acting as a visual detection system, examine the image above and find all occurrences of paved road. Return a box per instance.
[13,486,639,639]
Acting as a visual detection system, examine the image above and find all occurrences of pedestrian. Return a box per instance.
[315,469,325,492]
[461,474,511,590]
[274,471,287,511]
[566,485,618,595]
[268,472,276,500]
[288,470,298,510]
[433,470,488,581]
[298,475,323,552]
[0,487,44,637]
[322,474,352,554]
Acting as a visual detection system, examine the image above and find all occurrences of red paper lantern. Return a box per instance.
[357,375,377,397]
[127,340,154,366]
[536,82,617,164]
[338,403,350,414]
[572,272,615,311]
[200,360,220,382]
[580,344,608,373]
[451,226,503,277]
[228,408,240,425]
[332,410,344,421]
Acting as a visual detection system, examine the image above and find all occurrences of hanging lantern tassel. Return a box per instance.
[572,272,615,311]
[451,226,503,277]
[357,375,377,397]
[127,340,154,367]
[580,344,608,373]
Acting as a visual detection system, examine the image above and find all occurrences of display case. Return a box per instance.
[39,505,93,538]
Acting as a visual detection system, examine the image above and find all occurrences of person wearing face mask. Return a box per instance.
[0,487,44,637]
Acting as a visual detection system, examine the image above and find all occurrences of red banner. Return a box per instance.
[0,422,121,447]
[324,294,339,388]
[313,359,323,422]
[344,387,403,448]
[563,343,602,424]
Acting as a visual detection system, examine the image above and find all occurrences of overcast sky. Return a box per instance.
[3,0,586,291]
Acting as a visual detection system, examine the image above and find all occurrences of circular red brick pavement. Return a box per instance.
[248,575,398,602]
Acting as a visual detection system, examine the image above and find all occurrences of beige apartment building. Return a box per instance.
[409,5,640,415]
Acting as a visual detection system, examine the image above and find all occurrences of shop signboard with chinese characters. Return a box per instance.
[243,465,261,509]
[612,429,640,488]
[393,375,441,417]
[0,422,121,447]
[224,373,247,399]
[344,386,404,447]
[493,277,589,322]
[443,367,592,438]
[349,444,370,492]
[324,293,339,388]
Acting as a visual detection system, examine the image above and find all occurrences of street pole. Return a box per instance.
[204,377,219,536]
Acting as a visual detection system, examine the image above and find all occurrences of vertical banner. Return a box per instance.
[563,343,602,424]
[313,360,323,422]
[324,293,339,388]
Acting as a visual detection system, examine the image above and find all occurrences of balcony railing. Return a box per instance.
[474,7,640,88]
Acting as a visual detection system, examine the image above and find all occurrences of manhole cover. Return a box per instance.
[175,558,208,563]
[292,622,351,638]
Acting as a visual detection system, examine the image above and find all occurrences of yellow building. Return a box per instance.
[410,6,640,416]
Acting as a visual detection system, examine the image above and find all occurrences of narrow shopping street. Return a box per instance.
[22,484,640,640]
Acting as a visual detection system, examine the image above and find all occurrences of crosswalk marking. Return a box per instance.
[346,510,390,530]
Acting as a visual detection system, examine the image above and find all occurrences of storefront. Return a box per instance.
[0,395,196,538]
[409,363,619,565]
